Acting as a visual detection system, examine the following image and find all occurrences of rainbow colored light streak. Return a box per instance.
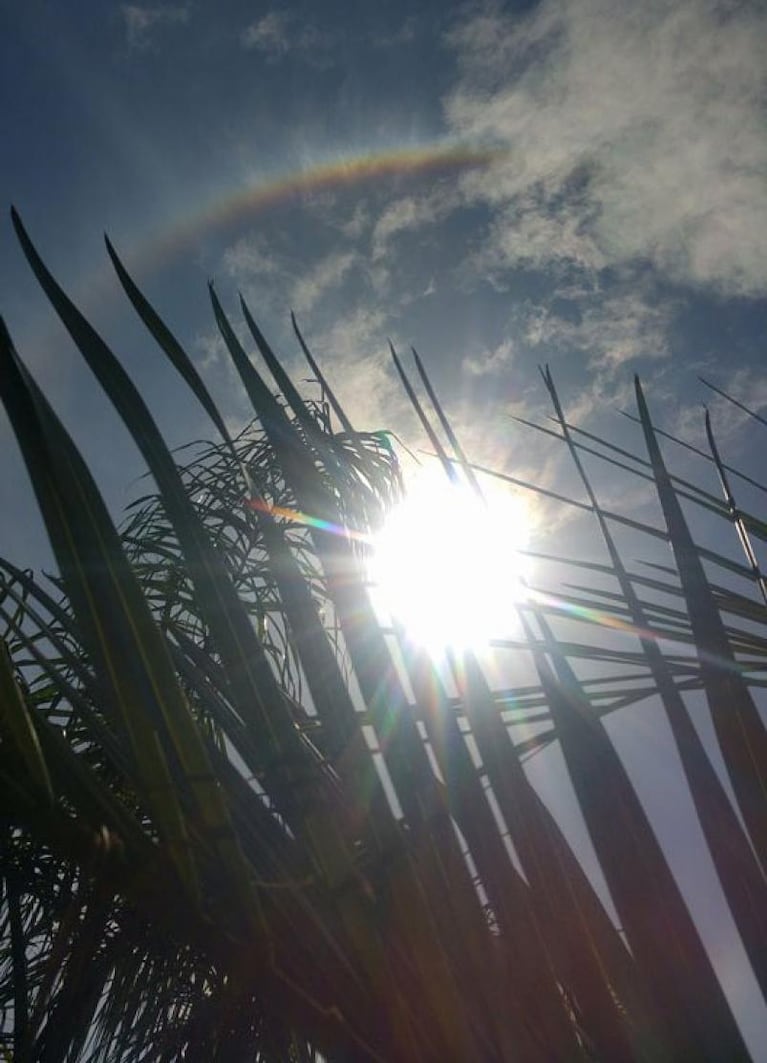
[142,142,504,272]
[527,588,753,676]
[529,588,661,643]
[27,140,504,361]
[244,495,373,544]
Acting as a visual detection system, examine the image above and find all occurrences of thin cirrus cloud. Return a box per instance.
[223,234,284,282]
[463,337,516,376]
[461,290,676,377]
[292,250,360,313]
[671,368,767,446]
[240,11,293,57]
[276,303,412,444]
[240,10,418,58]
[523,291,677,372]
[371,189,458,263]
[217,234,403,432]
[239,11,334,61]
[121,4,189,49]
[445,0,767,298]
[222,237,360,317]
[211,0,765,441]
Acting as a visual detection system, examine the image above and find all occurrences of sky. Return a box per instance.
[2,0,767,1053]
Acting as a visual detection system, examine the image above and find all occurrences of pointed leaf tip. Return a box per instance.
[103,234,121,261]
[10,206,26,241]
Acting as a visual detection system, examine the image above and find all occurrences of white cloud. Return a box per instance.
[240,11,333,61]
[371,197,425,261]
[241,11,416,59]
[122,4,188,49]
[295,307,421,447]
[220,234,295,325]
[446,0,767,296]
[222,235,363,326]
[339,202,371,240]
[191,329,225,374]
[496,369,643,538]
[374,16,418,48]
[240,11,291,57]
[371,190,458,262]
[223,235,284,283]
[545,372,636,434]
[472,187,607,278]
[672,368,767,447]
[463,338,516,376]
[291,251,358,313]
[190,327,256,436]
[521,291,677,372]
[211,231,401,433]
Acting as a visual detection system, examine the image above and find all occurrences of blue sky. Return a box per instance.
[4,2,766,513]
[3,0,767,1052]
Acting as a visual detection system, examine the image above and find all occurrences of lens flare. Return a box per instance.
[369,474,530,652]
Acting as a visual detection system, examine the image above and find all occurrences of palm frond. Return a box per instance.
[3,212,766,1061]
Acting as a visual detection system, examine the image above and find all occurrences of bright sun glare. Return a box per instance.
[369,473,531,652]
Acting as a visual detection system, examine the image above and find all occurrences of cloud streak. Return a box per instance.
[240,10,333,62]
[521,290,677,372]
[292,251,359,313]
[462,338,516,376]
[121,4,189,49]
[240,11,292,57]
[445,0,767,297]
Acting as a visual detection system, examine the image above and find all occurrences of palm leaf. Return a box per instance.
[542,365,767,1000]
[395,350,652,1058]
[635,376,767,872]
[705,408,767,605]
[0,640,53,804]
[700,376,767,430]
[11,212,328,839]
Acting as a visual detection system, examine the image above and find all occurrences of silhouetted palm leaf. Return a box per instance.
[3,212,766,1061]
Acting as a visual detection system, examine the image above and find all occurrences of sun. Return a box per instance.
[368,471,531,652]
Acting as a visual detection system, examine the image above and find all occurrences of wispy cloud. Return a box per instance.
[299,307,407,434]
[241,10,417,59]
[121,4,189,49]
[222,234,362,324]
[223,234,285,283]
[673,368,767,447]
[219,234,290,325]
[240,10,333,61]
[469,183,607,279]
[189,327,256,436]
[292,251,359,313]
[371,190,457,263]
[240,11,291,57]
[339,203,371,240]
[373,16,418,49]
[521,290,677,373]
[445,0,767,297]
[463,338,516,377]
[546,372,637,434]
